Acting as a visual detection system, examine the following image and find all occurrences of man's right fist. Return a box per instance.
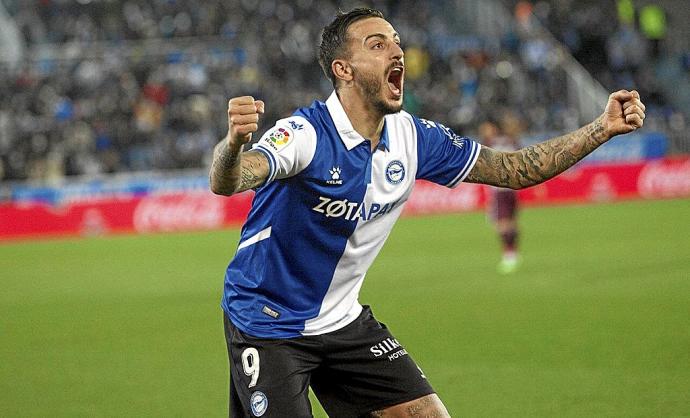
[227,96,265,146]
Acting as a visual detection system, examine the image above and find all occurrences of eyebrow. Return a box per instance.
[364,32,401,43]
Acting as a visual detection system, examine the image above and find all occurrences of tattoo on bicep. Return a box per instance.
[465,147,511,187]
[238,162,262,191]
[236,152,270,192]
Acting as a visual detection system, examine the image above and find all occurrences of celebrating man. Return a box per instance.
[210,8,645,417]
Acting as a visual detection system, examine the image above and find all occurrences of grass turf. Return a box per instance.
[1,199,689,417]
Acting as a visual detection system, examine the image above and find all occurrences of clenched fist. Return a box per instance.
[602,90,646,137]
[227,96,265,146]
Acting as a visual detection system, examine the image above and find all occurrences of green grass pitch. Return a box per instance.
[1,199,689,417]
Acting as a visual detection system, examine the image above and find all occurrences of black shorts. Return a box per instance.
[223,305,434,417]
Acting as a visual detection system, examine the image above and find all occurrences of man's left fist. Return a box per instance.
[603,89,646,137]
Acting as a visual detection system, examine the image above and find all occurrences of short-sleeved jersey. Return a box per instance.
[222,91,481,338]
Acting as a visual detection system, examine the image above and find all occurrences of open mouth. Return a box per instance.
[387,65,404,97]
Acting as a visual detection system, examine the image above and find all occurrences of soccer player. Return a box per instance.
[210,8,645,417]
[478,118,522,274]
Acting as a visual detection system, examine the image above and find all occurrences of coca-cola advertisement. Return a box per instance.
[133,192,226,233]
[1,157,689,241]
[637,158,690,199]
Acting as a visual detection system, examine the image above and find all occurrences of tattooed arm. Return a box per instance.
[209,145,269,195]
[466,90,646,189]
[465,117,608,189]
[210,96,269,196]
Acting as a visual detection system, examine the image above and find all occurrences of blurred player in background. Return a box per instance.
[210,7,646,417]
[479,115,523,274]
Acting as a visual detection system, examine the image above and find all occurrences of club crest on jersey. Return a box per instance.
[264,126,293,151]
[385,160,405,185]
[250,391,268,416]
[327,166,343,185]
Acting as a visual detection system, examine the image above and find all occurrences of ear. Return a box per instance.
[331,59,353,83]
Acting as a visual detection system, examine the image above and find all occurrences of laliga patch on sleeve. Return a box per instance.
[262,125,294,151]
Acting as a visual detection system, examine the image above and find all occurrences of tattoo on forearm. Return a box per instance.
[466,117,608,189]
[209,140,241,195]
[209,141,269,195]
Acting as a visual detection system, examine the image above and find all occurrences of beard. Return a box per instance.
[353,65,403,115]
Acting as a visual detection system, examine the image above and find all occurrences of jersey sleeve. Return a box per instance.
[251,116,317,184]
[413,116,481,188]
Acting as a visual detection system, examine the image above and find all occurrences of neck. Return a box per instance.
[337,88,385,150]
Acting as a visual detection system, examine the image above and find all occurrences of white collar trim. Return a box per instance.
[325,91,366,151]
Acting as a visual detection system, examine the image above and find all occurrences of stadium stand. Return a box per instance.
[0,0,686,184]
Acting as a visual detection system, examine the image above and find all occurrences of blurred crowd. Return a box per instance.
[0,0,686,182]
[520,0,668,108]
[515,0,688,133]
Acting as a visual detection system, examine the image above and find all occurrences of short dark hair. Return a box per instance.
[318,7,385,88]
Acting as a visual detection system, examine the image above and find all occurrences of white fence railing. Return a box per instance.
[466,0,609,125]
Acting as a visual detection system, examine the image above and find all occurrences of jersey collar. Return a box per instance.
[326,91,390,152]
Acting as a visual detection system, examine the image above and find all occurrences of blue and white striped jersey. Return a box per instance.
[221,91,481,338]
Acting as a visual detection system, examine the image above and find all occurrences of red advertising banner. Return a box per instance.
[1,157,689,241]
[0,191,254,240]
[403,157,690,216]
